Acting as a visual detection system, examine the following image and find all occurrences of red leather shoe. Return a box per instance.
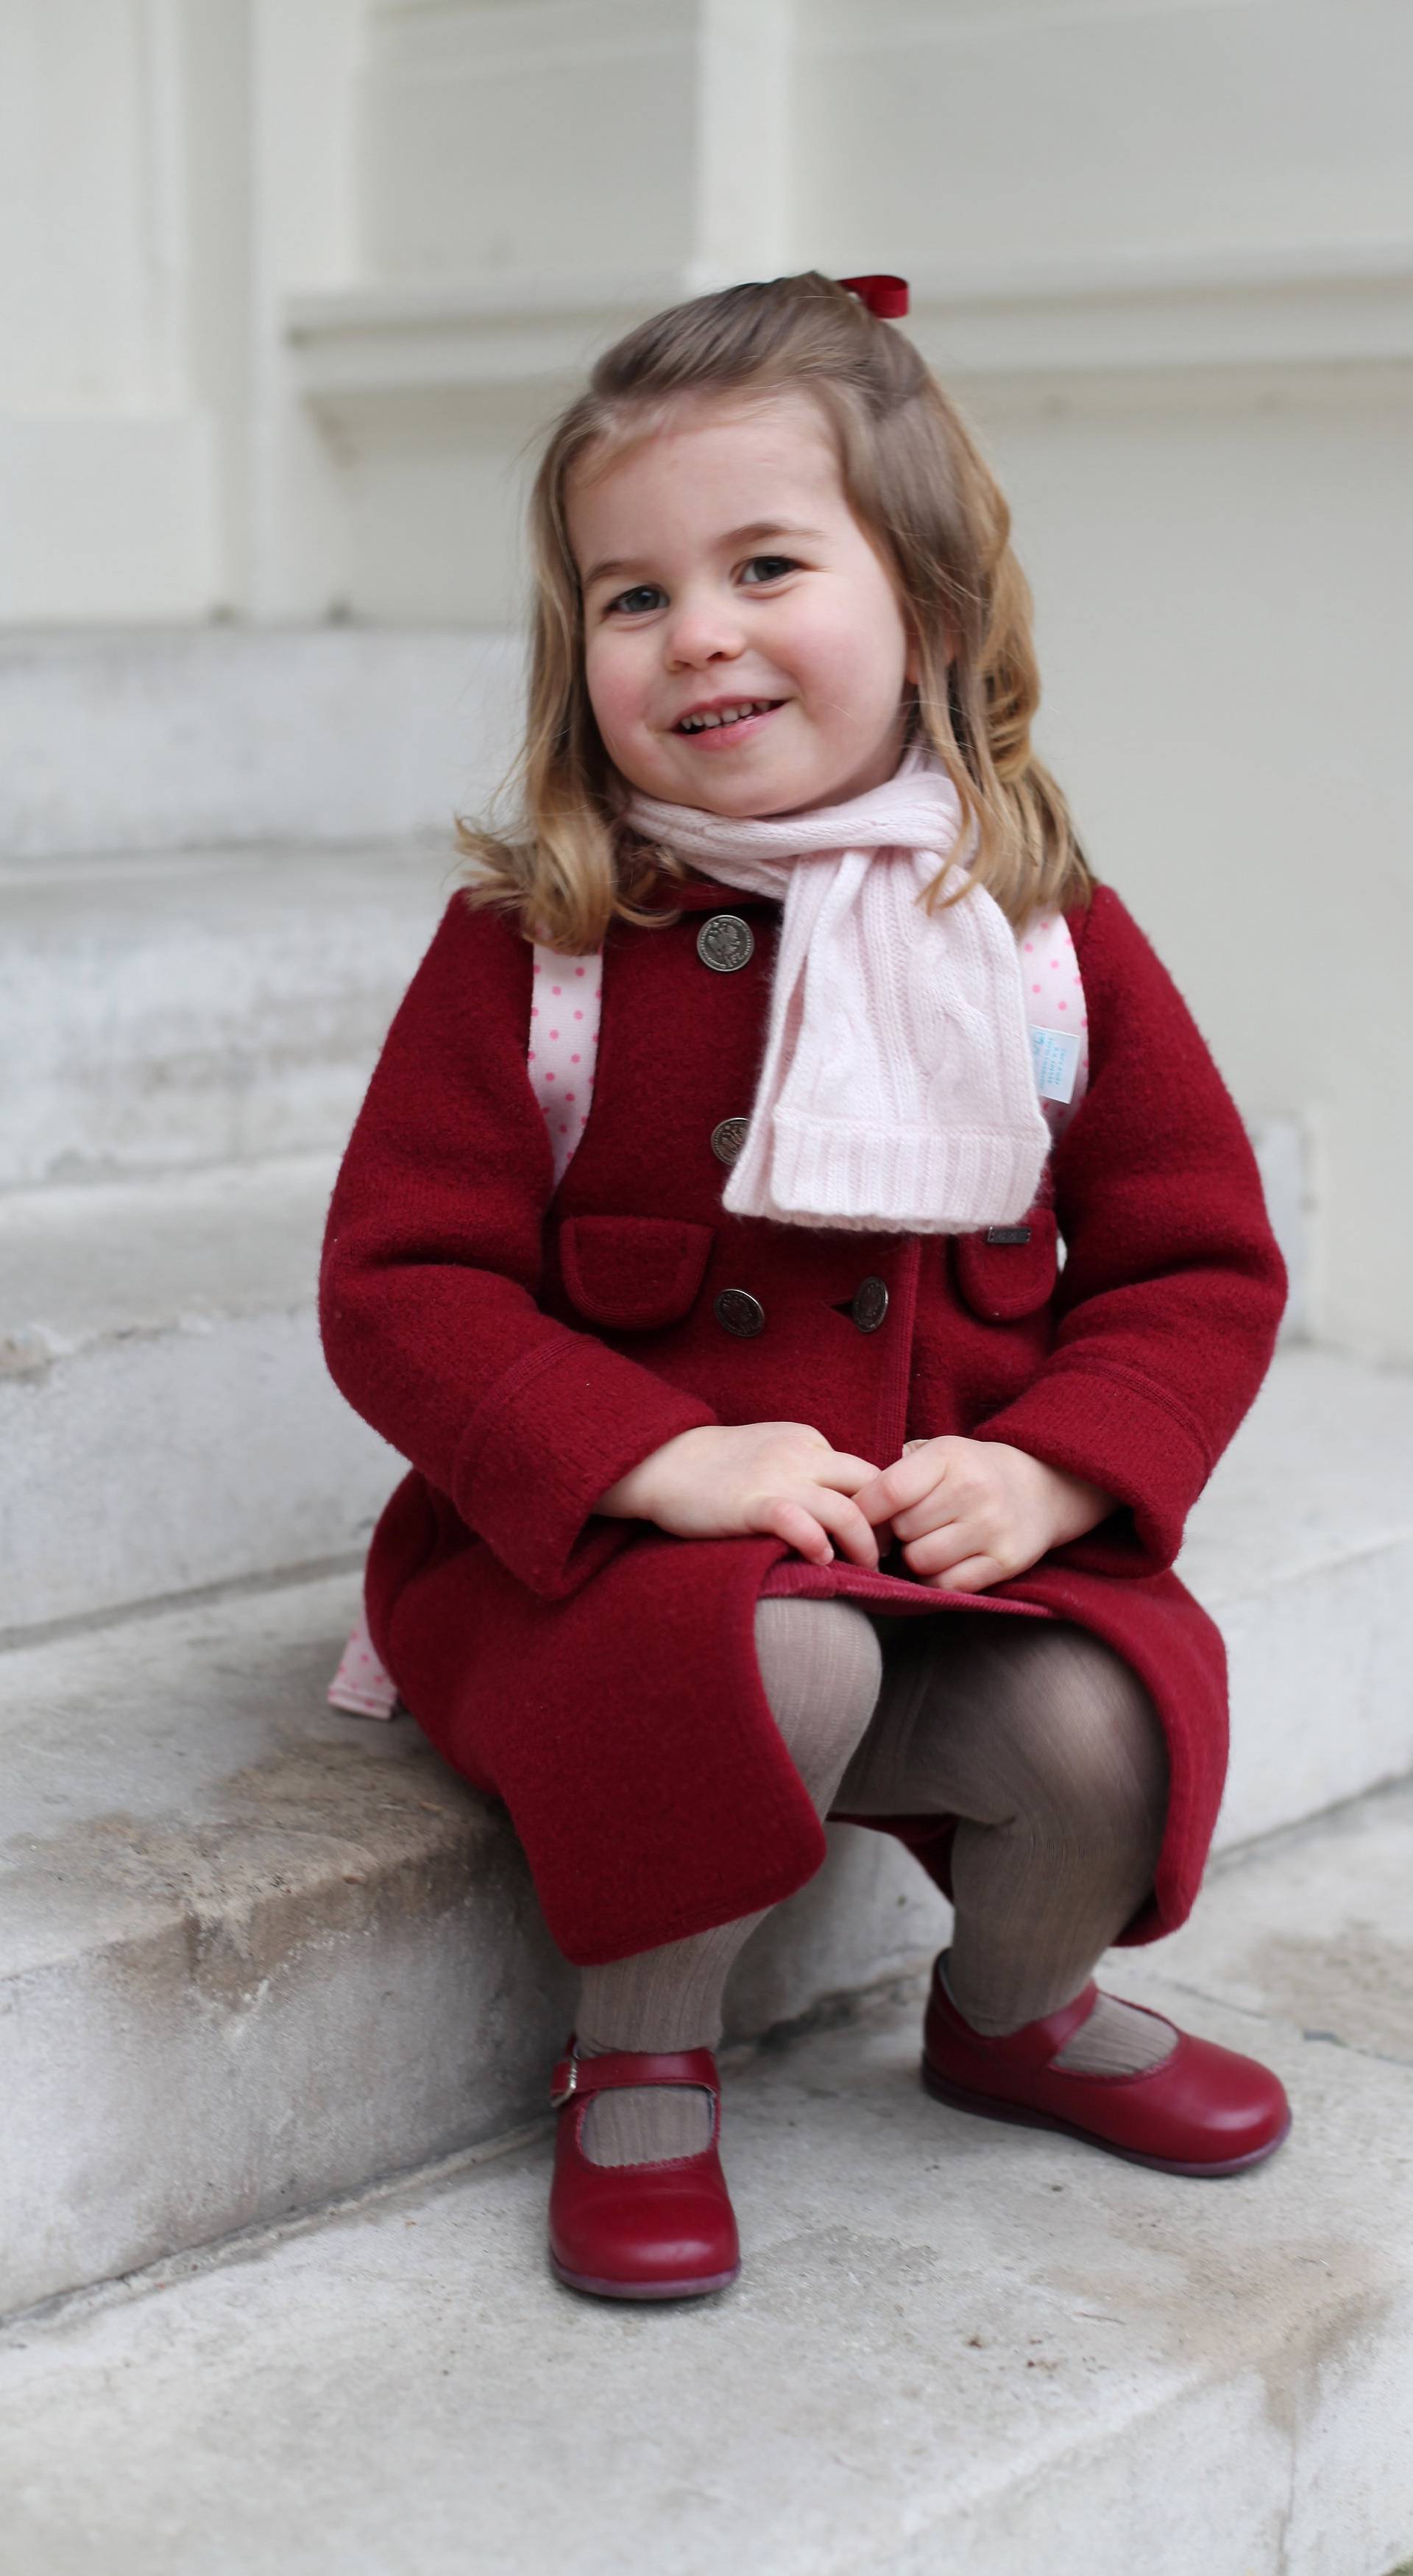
[547,2042,741,2300]
[921,1958,1292,2176]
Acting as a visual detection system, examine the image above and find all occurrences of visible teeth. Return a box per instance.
[679,701,774,732]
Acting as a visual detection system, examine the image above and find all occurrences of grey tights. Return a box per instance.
[839,1609,1171,2077]
[576,1596,1171,2166]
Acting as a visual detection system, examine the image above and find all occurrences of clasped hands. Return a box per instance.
[597,1421,1116,1596]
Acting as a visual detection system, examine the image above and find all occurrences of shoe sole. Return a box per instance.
[921,2057,1292,2177]
[550,2257,741,2301]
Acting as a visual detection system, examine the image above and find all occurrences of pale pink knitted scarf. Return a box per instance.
[624,743,1050,1234]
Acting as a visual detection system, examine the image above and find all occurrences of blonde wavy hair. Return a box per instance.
[458,270,1090,952]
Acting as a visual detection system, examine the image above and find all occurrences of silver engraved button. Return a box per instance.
[851,1276,890,1333]
[710,1116,750,1166]
[714,1288,766,1338]
[696,913,755,973]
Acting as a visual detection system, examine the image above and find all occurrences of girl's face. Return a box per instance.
[567,389,918,818]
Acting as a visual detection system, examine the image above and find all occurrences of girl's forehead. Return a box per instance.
[567,389,842,526]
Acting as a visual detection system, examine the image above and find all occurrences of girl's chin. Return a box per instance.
[677,776,805,818]
[623,759,808,813]
[661,747,826,812]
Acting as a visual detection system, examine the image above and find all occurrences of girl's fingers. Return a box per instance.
[851,1446,947,1526]
[888,1485,961,1543]
[757,1496,834,1565]
[924,1554,1006,1593]
[806,1483,881,1568]
[814,1448,886,1495]
[755,1484,880,1570]
[902,1520,1000,1579]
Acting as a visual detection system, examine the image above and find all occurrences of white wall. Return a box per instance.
[973,366,1413,1358]
[3,0,1410,1359]
[794,0,1413,269]
[0,0,217,615]
[0,0,365,619]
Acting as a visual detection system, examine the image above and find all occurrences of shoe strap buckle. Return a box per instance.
[549,2056,578,2107]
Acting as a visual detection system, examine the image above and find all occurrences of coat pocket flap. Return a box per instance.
[559,1215,715,1331]
[952,1205,1059,1323]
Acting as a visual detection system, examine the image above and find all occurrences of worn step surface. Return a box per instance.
[0,1569,946,2318]
[0,840,447,1188]
[3,1779,1411,2576]
[0,1155,394,1631]
[0,626,519,860]
[1179,1345,1413,1847]
[2,1349,1410,2310]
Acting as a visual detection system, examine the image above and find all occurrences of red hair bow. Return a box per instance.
[837,274,910,319]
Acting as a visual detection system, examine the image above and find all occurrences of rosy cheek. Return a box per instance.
[583,643,625,718]
[587,657,647,746]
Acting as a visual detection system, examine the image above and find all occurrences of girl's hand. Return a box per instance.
[595,1422,885,1570]
[851,1437,1116,1593]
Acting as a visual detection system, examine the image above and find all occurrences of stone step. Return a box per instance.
[0,840,447,1189]
[1,1345,1409,2319]
[1179,1345,1413,1848]
[3,1777,1411,2576]
[0,626,518,860]
[0,1568,945,2320]
[0,1156,396,1633]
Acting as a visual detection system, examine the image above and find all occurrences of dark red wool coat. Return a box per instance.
[319,875,1286,1967]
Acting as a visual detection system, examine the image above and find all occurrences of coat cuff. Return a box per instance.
[452,1332,719,1599]
[970,1362,1211,1573]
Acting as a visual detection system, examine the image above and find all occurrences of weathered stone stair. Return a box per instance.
[4,1341,1410,2326]
[2,1779,1411,2576]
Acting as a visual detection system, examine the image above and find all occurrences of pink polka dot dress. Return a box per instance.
[527,947,605,1188]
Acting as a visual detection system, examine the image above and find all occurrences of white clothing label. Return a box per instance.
[1030,1025,1082,1105]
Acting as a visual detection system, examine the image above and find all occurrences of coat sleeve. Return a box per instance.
[318,893,719,1598]
[970,882,1286,1575]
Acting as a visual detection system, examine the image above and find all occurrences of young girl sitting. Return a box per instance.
[319,270,1290,2304]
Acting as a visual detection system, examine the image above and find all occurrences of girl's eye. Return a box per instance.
[600,557,797,616]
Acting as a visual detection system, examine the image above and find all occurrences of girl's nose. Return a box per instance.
[664,592,746,669]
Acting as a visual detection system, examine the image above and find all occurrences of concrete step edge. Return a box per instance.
[1,1151,337,1365]
[0,1151,394,1634]
[0,841,449,1191]
[2,1519,1411,2315]
[0,1568,947,2318]
[0,626,520,861]
[4,1778,1413,2576]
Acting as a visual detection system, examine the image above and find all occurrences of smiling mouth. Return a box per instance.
[674,699,785,735]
